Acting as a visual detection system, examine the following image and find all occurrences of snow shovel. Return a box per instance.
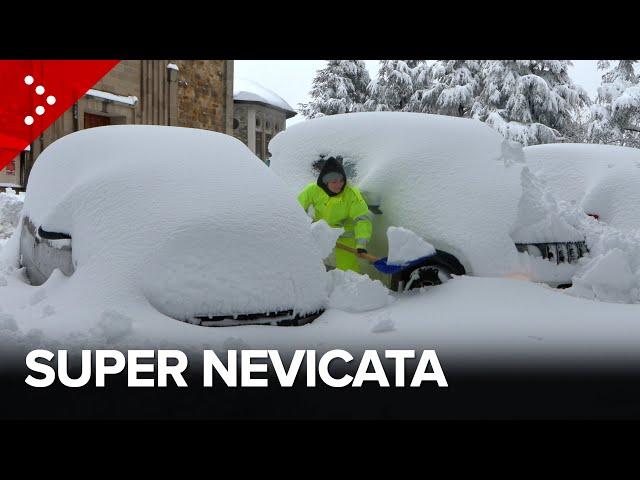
[335,243,436,275]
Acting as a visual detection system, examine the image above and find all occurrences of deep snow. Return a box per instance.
[2,124,640,373]
[386,226,436,265]
[3,181,640,370]
[525,143,640,231]
[13,126,330,321]
[0,188,24,245]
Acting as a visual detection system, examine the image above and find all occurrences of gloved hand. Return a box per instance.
[357,248,368,254]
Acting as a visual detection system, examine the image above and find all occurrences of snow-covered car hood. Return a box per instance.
[524,143,640,232]
[20,125,329,321]
[269,112,525,276]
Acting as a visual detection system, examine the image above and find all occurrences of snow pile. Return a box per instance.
[234,78,295,114]
[516,252,580,284]
[510,167,584,243]
[525,143,640,231]
[270,112,525,277]
[386,226,435,265]
[310,220,343,259]
[0,188,24,241]
[562,214,640,303]
[567,249,639,303]
[327,269,392,313]
[17,125,329,324]
[520,144,640,302]
[370,311,396,333]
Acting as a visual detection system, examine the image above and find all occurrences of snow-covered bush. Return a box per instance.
[588,60,640,148]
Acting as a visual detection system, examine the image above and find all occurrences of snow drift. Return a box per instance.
[563,210,640,304]
[510,167,584,244]
[17,125,329,321]
[386,226,436,265]
[327,269,392,312]
[0,188,24,243]
[525,143,640,231]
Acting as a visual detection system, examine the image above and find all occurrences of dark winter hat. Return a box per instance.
[317,156,347,196]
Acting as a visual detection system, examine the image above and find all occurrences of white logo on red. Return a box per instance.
[23,75,57,126]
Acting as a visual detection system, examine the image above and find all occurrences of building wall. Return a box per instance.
[9,60,234,188]
[233,103,288,162]
[0,153,22,187]
[175,60,233,133]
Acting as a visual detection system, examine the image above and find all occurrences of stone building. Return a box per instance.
[232,78,297,163]
[0,60,234,190]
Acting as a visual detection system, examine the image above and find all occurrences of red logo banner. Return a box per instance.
[0,60,120,172]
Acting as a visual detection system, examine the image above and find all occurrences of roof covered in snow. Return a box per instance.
[233,78,297,118]
[85,89,138,106]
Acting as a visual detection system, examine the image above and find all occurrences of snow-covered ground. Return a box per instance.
[2,126,640,373]
[3,188,640,371]
[0,188,23,248]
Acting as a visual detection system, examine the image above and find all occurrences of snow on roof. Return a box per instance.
[85,88,138,106]
[233,78,296,117]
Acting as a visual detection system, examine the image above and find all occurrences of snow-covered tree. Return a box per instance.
[299,60,371,118]
[473,60,591,146]
[364,60,428,112]
[416,60,482,116]
[587,60,640,148]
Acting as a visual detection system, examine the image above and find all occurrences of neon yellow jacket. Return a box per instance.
[298,182,372,248]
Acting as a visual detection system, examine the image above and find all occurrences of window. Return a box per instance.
[255,131,264,160]
[265,133,273,159]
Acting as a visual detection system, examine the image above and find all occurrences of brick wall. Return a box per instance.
[174,60,231,133]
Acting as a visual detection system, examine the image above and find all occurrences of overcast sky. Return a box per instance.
[234,60,603,127]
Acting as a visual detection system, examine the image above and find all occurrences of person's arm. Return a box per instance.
[349,190,372,252]
[297,183,315,212]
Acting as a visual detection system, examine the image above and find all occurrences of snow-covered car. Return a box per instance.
[17,125,329,326]
[269,112,589,289]
[524,143,640,232]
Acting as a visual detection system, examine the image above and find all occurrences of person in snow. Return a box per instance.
[298,156,372,272]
